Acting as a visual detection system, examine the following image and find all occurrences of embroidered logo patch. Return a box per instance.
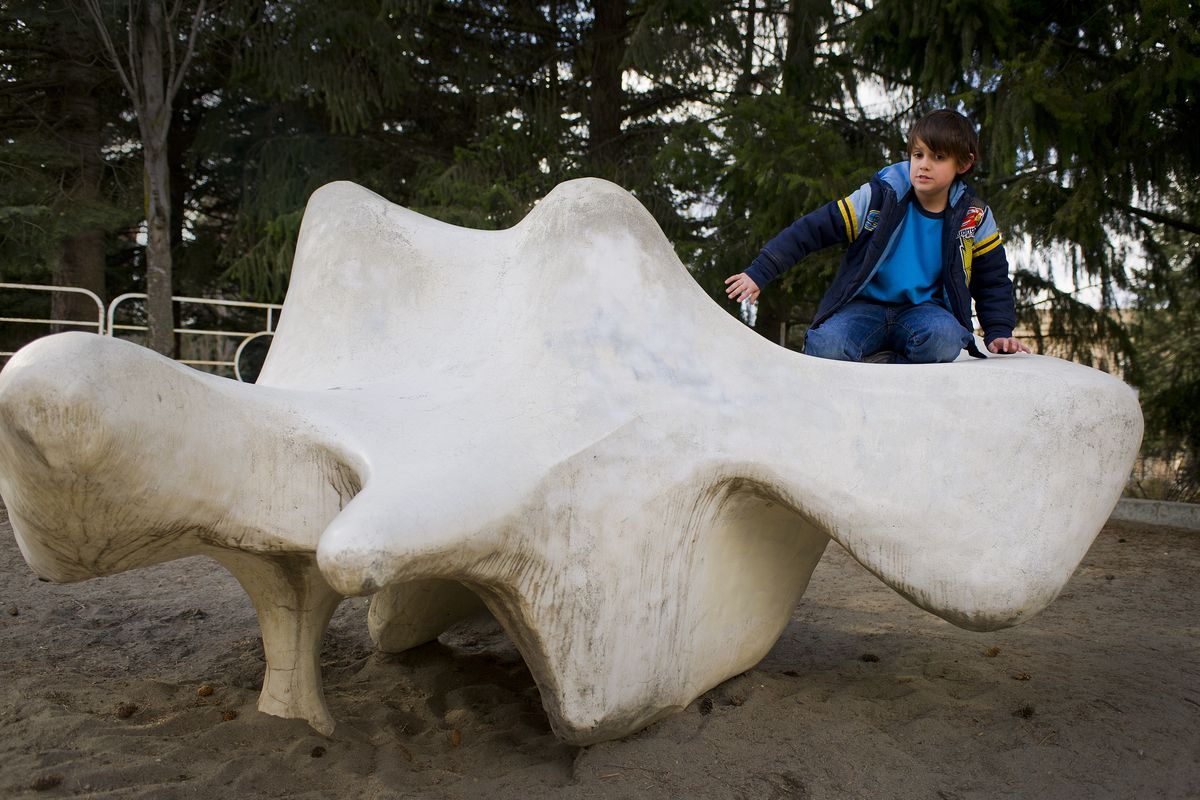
[863,210,881,231]
[958,206,985,239]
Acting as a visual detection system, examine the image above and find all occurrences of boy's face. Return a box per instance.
[908,138,973,209]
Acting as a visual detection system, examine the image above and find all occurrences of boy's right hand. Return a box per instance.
[725,273,760,303]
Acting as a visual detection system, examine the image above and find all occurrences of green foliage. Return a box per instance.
[0,135,133,265]
[693,96,880,292]
[1011,268,1137,373]
[0,2,140,285]
[234,1,417,136]
[1127,185,1200,493]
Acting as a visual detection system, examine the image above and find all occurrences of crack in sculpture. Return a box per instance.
[0,178,1142,744]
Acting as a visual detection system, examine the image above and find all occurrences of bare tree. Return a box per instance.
[80,0,206,356]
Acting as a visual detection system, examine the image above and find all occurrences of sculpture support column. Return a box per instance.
[214,552,343,735]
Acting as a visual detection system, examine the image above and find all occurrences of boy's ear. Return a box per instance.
[957,154,976,175]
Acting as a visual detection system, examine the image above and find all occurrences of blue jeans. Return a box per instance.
[804,300,971,364]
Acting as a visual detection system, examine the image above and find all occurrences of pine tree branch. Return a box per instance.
[992,164,1065,186]
[624,87,717,120]
[1122,203,1200,236]
[0,40,61,58]
[0,78,63,97]
[848,63,913,89]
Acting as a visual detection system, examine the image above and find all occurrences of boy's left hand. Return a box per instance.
[987,337,1031,354]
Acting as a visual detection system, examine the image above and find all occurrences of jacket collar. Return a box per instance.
[876,160,972,209]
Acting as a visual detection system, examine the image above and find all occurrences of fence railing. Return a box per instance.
[106,292,281,381]
[0,283,281,382]
[0,284,106,356]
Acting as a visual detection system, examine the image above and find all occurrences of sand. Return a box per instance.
[1,501,1197,799]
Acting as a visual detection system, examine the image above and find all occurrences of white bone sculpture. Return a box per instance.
[0,179,1143,744]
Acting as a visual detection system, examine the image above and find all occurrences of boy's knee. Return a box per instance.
[804,327,860,361]
[904,324,970,363]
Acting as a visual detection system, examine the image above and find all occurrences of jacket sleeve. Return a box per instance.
[968,210,1017,344]
[744,182,871,289]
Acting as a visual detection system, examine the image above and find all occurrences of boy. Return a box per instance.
[724,109,1029,363]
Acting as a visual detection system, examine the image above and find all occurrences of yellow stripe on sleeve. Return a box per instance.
[845,197,859,241]
[837,199,854,242]
[973,232,1002,257]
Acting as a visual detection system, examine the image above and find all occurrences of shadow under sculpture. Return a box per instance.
[0,179,1143,744]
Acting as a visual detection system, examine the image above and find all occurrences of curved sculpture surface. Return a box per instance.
[0,179,1143,744]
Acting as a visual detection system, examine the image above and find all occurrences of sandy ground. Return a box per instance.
[1,503,1197,800]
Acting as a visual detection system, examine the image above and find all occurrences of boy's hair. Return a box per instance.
[908,110,978,173]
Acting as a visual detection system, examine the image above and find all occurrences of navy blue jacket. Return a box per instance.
[744,162,1017,358]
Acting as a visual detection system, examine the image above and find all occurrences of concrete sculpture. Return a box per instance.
[0,179,1142,744]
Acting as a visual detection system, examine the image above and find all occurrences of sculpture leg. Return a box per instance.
[213,552,343,735]
[471,478,831,745]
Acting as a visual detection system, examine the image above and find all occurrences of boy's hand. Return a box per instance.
[725,273,760,303]
[987,337,1031,354]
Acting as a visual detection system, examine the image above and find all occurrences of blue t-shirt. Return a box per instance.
[859,201,944,305]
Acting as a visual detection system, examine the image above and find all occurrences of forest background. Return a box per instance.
[1,0,1197,497]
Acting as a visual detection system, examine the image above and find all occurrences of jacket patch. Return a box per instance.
[958,206,985,240]
[863,210,880,231]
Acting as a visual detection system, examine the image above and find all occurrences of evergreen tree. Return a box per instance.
[409,0,742,239]
[684,0,888,345]
[215,0,529,299]
[1129,184,1200,498]
[0,2,138,353]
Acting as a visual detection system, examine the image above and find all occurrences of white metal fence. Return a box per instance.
[0,283,281,382]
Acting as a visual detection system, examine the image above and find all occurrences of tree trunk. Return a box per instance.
[140,1,175,357]
[48,13,107,331]
[783,0,821,99]
[144,150,175,356]
[54,230,106,331]
[587,0,626,177]
[735,0,757,96]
